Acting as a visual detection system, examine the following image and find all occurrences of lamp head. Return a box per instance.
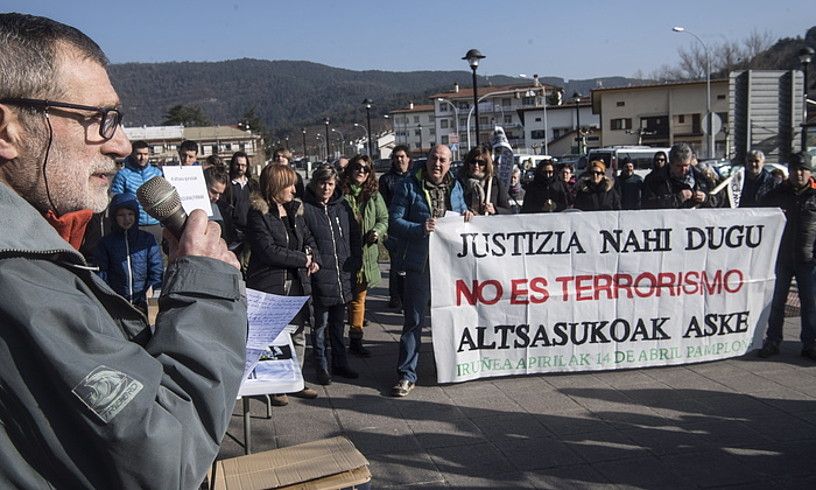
[672,26,685,32]
[462,49,485,69]
[799,46,815,65]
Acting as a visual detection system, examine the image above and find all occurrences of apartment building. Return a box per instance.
[388,103,435,156]
[123,125,265,165]
[591,79,729,158]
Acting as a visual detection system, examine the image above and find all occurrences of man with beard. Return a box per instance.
[0,14,246,488]
[739,149,778,207]
[616,157,643,210]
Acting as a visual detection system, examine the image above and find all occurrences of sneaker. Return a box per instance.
[291,386,318,399]
[332,365,359,379]
[269,394,288,407]
[391,379,415,398]
[801,344,816,361]
[758,340,780,358]
[317,369,332,386]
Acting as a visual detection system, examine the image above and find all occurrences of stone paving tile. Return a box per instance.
[344,422,423,456]
[593,455,690,489]
[561,430,648,463]
[407,417,488,449]
[469,412,551,449]
[442,471,537,488]
[727,440,816,479]
[428,442,515,479]
[498,437,585,471]
[513,392,588,415]
[749,387,816,414]
[742,412,816,442]
[659,449,767,488]
[365,450,445,488]
[526,464,615,489]
[534,411,615,437]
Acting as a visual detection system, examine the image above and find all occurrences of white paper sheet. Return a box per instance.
[245,288,309,349]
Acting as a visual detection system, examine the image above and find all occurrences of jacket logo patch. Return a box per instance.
[72,365,143,423]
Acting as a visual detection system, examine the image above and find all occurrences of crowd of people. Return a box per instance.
[88,136,816,402]
[1,12,814,488]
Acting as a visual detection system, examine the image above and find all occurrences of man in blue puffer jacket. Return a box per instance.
[110,140,164,245]
[388,144,472,397]
[94,193,164,311]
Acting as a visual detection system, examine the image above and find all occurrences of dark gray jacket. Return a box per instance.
[0,182,247,489]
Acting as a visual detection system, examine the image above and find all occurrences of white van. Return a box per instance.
[584,146,671,177]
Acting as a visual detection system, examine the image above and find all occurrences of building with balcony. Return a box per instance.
[123,125,265,166]
[590,79,729,158]
[517,96,599,155]
[388,103,435,156]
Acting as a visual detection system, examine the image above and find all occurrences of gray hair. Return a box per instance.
[668,143,693,166]
[0,13,108,101]
[310,164,338,190]
[747,149,765,163]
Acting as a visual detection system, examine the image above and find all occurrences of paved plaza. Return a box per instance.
[218,274,816,489]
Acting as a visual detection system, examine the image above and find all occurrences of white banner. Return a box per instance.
[429,209,785,383]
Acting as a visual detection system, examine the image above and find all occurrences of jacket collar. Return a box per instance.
[0,182,85,264]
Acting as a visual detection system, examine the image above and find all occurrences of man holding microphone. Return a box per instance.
[0,13,246,488]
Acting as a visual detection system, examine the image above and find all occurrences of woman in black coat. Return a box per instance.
[521,159,572,213]
[573,160,621,211]
[245,164,320,405]
[302,164,362,385]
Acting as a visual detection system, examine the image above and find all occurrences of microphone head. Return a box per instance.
[137,175,183,221]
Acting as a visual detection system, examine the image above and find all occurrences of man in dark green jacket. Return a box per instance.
[0,14,246,489]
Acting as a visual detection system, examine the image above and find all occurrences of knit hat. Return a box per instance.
[790,151,814,172]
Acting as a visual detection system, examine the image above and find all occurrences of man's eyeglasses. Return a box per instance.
[0,97,123,140]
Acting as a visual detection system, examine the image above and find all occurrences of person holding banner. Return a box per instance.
[458,145,511,215]
[388,145,472,397]
[758,151,816,360]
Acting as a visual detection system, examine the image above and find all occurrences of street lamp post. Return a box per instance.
[799,46,814,151]
[572,92,583,154]
[362,99,373,156]
[463,49,485,148]
[437,97,460,159]
[521,73,548,155]
[352,123,369,154]
[323,118,330,161]
[673,26,713,159]
[417,124,423,154]
[331,128,345,155]
[301,127,307,160]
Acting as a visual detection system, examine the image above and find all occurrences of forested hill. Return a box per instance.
[107,58,636,133]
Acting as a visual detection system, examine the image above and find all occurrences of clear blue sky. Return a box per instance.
[7,0,813,80]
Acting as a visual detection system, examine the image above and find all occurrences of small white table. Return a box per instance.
[234,329,304,454]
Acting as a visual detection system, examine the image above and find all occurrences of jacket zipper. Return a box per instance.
[325,205,345,298]
[124,231,133,303]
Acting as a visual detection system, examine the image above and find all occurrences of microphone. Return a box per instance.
[137,176,187,239]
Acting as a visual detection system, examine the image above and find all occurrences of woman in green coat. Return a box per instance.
[341,154,389,356]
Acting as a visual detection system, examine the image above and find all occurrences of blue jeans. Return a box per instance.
[765,261,816,346]
[312,303,349,371]
[397,266,431,383]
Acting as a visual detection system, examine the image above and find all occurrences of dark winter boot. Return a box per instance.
[348,331,372,358]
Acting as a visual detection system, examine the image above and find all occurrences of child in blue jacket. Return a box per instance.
[94,193,163,311]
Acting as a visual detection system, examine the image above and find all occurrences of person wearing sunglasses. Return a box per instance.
[573,160,621,211]
[521,158,571,213]
[458,146,511,215]
[0,14,246,489]
[340,155,388,357]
